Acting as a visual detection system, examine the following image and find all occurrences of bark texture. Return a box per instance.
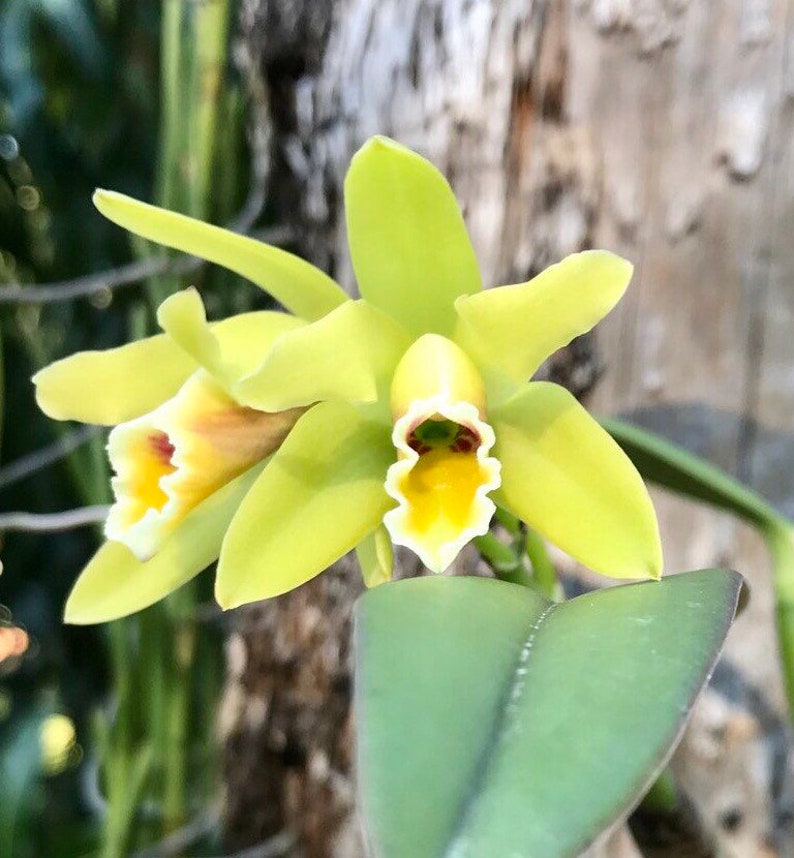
[223,1,794,856]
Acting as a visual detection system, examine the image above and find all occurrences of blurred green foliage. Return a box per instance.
[0,1,255,854]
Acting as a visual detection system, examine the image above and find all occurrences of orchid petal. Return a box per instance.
[344,137,481,337]
[157,289,227,383]
[236,300,410,412]
[64,462,266,624]
[455,251,633,381]
[32,310,306,424]
[93,190,347,320]
[33,335,195,425]
[492,382,662,580]
[356,525,394,588]
[210,310,307,380]
[216,401,394,608]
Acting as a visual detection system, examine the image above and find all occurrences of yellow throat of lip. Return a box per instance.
[384,333,501,571]
[105,371,305,560]
[383,397,501,572]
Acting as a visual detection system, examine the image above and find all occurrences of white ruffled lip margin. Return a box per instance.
[383,395,502,572]
[104,406,195,561]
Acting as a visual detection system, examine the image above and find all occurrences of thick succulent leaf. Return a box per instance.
[33,334,195,424]
[602,416,782,527]
[236,300,411,412]
[344,136,481,337]
[93,190,347,320]
[215,401,395,608]
[603,415,794,708]
[64,463,265,624]
[454,251,632,382]
[492,382,662,580]
[356,570,743,858]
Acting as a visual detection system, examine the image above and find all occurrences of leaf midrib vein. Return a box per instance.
[442,601,558,858]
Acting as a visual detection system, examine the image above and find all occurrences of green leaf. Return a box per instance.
[602,415,794,716]
[93,190,348,321]
[0,704,51,858]
[601,416,781,528]
[355,570,742,858]
[344,137,482,337]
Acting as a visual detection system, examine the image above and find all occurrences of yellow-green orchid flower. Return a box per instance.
[34,135,662,623]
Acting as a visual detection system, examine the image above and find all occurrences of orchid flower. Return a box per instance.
[34,136,661,623]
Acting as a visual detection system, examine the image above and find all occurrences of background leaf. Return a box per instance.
[355,570,742,858]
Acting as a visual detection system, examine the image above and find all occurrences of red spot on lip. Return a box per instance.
[408,423,480,455]
[149,432,175,464]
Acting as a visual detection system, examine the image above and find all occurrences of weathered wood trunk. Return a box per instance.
[222,1,794,856]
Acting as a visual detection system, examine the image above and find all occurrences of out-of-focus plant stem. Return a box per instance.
[604,416,794,722]
[763,520,794,715]
[122,0,233,843]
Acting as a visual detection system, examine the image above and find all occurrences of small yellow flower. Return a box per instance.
[35,135,662,622]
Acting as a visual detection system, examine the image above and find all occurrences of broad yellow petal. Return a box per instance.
[235,300,410,412]
[491,382,662,580]
[33,335,195,424]
[356,525,394,588]
[33,309,305,424]
[64,462,266,624]
[344,137,481,337]
[216,401,394,608]
[455,251,633,382]
[93,190,347,320]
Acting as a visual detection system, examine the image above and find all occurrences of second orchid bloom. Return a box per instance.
[34,136,662,623]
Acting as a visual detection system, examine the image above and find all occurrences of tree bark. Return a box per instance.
[223,1,794,856]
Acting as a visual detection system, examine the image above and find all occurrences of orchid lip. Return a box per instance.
[104,371,304,561]
[383,395,501,572]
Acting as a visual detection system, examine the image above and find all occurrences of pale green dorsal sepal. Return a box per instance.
[344,136,482,337]
[157,288,230,386]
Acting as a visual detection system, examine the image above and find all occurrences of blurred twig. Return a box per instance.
[130,806,221,858]
[0,425,100,490]
[0,187,291,305]
[209,832,297,858]
[0,506,109,532]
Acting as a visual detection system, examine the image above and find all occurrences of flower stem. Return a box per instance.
[524,527,561,601]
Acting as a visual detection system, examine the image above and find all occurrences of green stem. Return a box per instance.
[640,768,679,813]
[764,520,794,715]
[187,0,230,218]
[474,532,533,587]
[603,416,794,721]
[524,528,560,601]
